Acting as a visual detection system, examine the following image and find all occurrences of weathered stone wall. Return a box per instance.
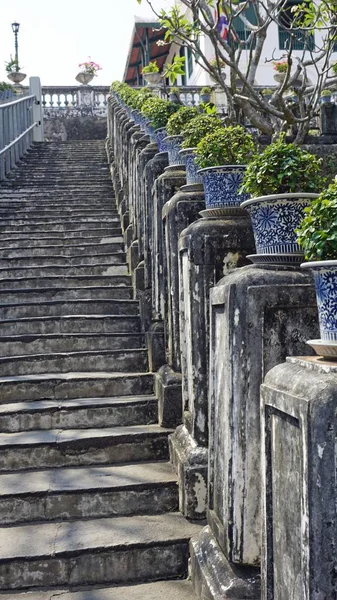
[44,110,107,141]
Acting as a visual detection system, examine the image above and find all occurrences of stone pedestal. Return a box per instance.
[320,102,337,141]
[261,356,337,600]
[191,265,320,599]
[170,214,255,519]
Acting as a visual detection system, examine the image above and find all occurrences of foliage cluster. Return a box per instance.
[79,60,101,76]
[0,81,16,92]
[5,56,21,73]
[166,106,199,135]
[141,96,180,130]
[195,126,256,169]
[297,182,337,260]
[142,61,160,74]
[181,114,223,149]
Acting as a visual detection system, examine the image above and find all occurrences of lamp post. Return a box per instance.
[11,22,20,71]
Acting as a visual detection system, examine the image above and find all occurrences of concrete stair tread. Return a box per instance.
[0,275,131,288]
[0,579,195,600]
[0,424,172,448]
[0,460,174,496]
[0,395,156,416]
[0,371,151,384]
[0,512,200,561]
[0,264,129,277]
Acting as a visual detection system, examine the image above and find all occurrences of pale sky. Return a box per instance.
[0,0,170,86]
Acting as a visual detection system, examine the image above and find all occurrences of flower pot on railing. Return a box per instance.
[240,192,319,265]
[301,260,337,357]
[75,72,94,85]
[179,148,202,185]
[163,135,185,166]
[7,72,26,84]
[155,127,168,152]
[143,72,162,86]
[198,165,248,211]
[200,93,211,103]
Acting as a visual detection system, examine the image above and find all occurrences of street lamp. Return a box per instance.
[11,22,20,71]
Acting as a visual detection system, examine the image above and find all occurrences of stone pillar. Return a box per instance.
[320,102,337,142]
[157,184,205,429]
[191,265,320,599]
[170,213,255,519]
[261,357,337,600]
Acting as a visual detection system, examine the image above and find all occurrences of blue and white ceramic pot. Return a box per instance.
[241,193,319,263]
[198,165,248,209]
[301,261,337,343]
[163,135,185,166]
[179,148,202,185]
[155,128,168,152]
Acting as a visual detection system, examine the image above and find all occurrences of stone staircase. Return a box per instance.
[0,141,200,599]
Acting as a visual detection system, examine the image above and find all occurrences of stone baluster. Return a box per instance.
[261,357,337,600]
[190,264,319,599]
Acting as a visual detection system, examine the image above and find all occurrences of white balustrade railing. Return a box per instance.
[41,86,110,109]
[0,77,44,181]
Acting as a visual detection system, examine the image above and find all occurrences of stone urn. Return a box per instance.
[241,192,319,265]
[179,148,202,185]
[75,72,94,85]
[143,72,162,86]
[198,165,248,210]
[163,135,185,166]
[301,260,337,358]
[7,71,26,84]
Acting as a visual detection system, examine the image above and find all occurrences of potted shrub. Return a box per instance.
[194,125,255,210]
[200,86,212,103]
[142,61,161,86]
[179,114,223,185]
[76,60,101,85]
[297,182,337,357]
[261,88,274,101]
[240,136,326,265]
[165,106,199,165]
[320,89,332,104]
[169,87,181,103]
[273,60,288,84]
[141,97,180,148]
[5,56,26,84]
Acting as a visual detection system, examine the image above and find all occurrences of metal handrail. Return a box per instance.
[0,93,35,109]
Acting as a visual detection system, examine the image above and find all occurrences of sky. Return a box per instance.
[0,0,171,86]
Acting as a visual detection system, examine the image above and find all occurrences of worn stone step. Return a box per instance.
[0,332,143,356]
[0,512,201,590]
[0,423,170,471]
[0,263,128,279]
[0,394,157,433]
[0,286,133,303]
[0,314,141,336]
[0,243,124,258]
[0,222,121,235]
[0,347,148,377]
[0,274,131,289]
[0,228,122,240]
[0,580,195,600]
[0,298,138,319]
[0,235,124,249]
[0,461,177,523]
[0,252,126,268]
[0,216,120,227]
[0,371,153,403]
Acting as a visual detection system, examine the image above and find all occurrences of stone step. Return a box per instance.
[0,216,120,226]
[0,512,200,590]
[0,580,196,600]
[0,209,119,219]
[0,371,153,403]
[0,222,121,234]
[0,252,126,268]
[0,461,177,523]
[0,243,124,258]
[0,228,122,240]
[0,332,143,356]
[0,314,141,336]
[0,286,133,302]
[0,423,170,471]
[0,347,148,377]
[0,274,131,289]
[0,263,128,279]
[0,298,138,319]
[0,394,156,433]
[0,235,124,248]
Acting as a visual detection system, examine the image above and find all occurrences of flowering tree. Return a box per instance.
[137,0,337,142]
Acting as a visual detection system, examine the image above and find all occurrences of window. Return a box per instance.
[179,47,187,85]
[231,3,257,49]
[278,0,315,50]
[187,46,193,78]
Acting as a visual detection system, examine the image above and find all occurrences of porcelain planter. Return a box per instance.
[163,135,185,166]
[179,148,202,185]
[143,72,162,86]
[197,165,248,210]
[200,93,211,103]
[320,96,332,105]
[301,260,337,358]
[7,72,26,84]
[241,192,319,265]
[155,127,168,152]
[75,72,94,85]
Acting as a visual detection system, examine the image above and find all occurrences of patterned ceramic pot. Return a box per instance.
[241,193,319,257]
[179,148,202,185]
[301,261,337,342]
[198,165,248,209]
[163,135,185,166]
[155,128,168,152]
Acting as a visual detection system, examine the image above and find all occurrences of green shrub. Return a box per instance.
[166,106,199,136]
[181,114,223,149]
[241,136,326,197]
[195,125,255,168]
[141,97,180,130]
[142,61,159,74]
[0,81,15,92]
[296,182,337,260]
